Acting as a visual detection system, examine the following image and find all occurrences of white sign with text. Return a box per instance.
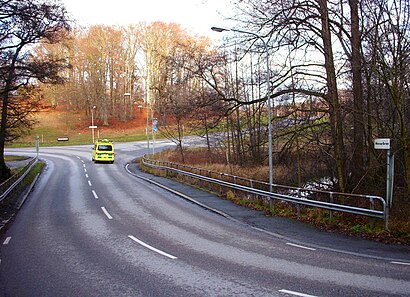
[374,138,390,150]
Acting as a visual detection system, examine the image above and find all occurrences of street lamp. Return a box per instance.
[124,92,131,119]
[211,26,274,193]
[91,105,97,144]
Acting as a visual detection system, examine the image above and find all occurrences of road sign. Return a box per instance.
[152,119,157,133]
[89,125,98,129]
[374,138,394,208]
[374,138,390,150]
[57,137,69,141]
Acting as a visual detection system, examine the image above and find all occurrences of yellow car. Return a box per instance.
[92,139,115,163]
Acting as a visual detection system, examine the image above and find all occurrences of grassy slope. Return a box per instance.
[8,107,150,147]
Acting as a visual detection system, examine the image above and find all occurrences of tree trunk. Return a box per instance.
[319,0,347,191]
[203,112,211,161]
[349,0,365,190]
[0,93,11,180]
[176,117,185,163]
[0,49,21,180]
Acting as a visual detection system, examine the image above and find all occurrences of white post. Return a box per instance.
[152,118,157,155]
[91,105,96,144]
[35,135,39,157]
[374,138,392,208]
[91,111,94,144]
[152,131,155,155]
[387,150,395,208]
[386,149,391,208]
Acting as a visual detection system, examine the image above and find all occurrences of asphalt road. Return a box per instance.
[1,140,409,297]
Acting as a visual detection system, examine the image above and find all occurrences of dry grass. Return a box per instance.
[149,147,410,245]
[9,106,151,146]
[153,149,294,185]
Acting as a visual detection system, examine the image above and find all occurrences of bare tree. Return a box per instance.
[362,0,410,194]
[0,0,70,179]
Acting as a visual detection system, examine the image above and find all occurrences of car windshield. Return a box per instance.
[98,145,112,151]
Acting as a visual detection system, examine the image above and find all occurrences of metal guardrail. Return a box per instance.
[142,156,389,229]
[0,157,38,202]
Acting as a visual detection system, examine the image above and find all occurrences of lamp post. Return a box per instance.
[91,105,96,144]
[124,91,132,139]
[146,99,151,155]
[211,26,274,193]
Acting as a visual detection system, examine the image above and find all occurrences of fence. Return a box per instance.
[142,156,389,229]
[0,157,38,202]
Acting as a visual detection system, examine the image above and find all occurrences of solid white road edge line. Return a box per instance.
[92,190,98,199]
[286,243,316,251]
[101,207,113,220]
[278,289,318,297]
[391,261,410,266]
[128,235,177,260]
[3,237,11,245]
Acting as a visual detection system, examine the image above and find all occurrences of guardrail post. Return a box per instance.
[208,170,212,191]
[249,180,254,204]
[369,197,374,210]
[220,173,223,194]
[368,196,375,228]
[329,192,333,221]
[297,189,301,219]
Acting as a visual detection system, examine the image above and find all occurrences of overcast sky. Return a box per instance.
[60,0,235,38]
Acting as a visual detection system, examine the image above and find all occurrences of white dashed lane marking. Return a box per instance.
[391,261,410,266]
[286,243,316,251]
[279,289,318,297]
[128,235,177,260]
[101,207,113,220]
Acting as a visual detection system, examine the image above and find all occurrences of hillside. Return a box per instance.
[9,106,150,147]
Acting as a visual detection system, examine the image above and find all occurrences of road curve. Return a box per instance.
[0,142,409,297]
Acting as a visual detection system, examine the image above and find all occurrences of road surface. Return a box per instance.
[1,141,409,296]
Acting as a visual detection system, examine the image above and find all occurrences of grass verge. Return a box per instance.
[141,149,410,245]
[0,161,45,231]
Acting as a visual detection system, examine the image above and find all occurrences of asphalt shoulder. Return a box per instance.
[126,162,410,262]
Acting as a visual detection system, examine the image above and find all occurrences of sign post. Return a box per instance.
[374,138,394,208]
[152,118,157,155]
[89,125,98,143]
[35,135,39,157]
